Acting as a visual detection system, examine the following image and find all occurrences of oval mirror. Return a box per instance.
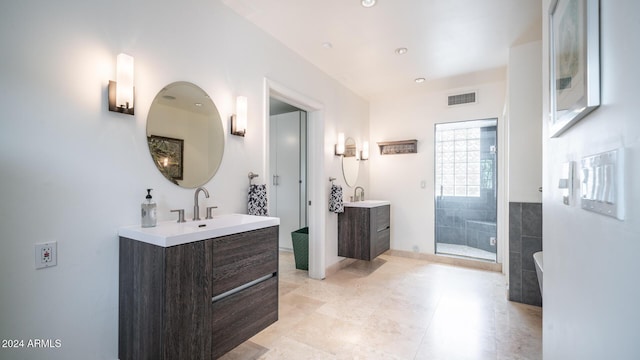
[342,137,359,187]
[146,82,225,188]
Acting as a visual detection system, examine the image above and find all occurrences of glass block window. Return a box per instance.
[435,127,481,197]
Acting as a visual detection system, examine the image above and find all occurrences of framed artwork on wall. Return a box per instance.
[548,0,600,138]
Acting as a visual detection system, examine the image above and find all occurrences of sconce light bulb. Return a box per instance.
[116,53,134,109]
[336,132,345,155]
[231,96,248,137]
[362,141,370,160]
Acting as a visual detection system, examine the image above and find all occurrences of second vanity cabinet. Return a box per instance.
[338,202,390,261]
[118,225,278,360]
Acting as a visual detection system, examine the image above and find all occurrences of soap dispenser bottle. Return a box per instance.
[141,189,157,228]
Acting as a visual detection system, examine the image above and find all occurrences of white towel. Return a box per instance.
[248,184,268,216]
[329,184,344,213]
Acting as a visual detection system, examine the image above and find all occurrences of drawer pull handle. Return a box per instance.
[211,273,275,303]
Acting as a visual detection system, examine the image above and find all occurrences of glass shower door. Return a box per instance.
[434,119,497,262]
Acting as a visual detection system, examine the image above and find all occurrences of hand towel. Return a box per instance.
[248,184,268,216]
[329,184,344,213]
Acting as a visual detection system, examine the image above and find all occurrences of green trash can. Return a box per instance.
[291,227,309,270]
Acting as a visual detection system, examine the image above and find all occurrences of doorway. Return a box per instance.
[434,119,498,262]
[269,98,307,250]
[265,78,326,280]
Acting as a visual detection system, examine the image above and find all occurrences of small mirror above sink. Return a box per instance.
[342,137,359,187]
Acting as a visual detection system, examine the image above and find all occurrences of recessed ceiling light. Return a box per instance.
[415,78,426,83]
[395,47,408,55]
[361,0,376,8]
[322,42,333,49]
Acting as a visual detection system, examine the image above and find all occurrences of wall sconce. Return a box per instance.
[231,96,247,137]
[335,132,345,156]
[360,141,369,160]
[108,53,135,115]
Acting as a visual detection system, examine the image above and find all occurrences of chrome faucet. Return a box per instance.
[193,187,210,221]
[354,186,365,202]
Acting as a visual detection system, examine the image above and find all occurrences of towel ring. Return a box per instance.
[249,172,259,185]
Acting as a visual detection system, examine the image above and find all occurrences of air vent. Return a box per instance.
[448,92,477,106]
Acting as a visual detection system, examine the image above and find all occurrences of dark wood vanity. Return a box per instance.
[118,226,279,360]
[338,203,390,261]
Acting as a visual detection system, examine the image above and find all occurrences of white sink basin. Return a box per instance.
[118,213,280,247]
[344,200,390,208]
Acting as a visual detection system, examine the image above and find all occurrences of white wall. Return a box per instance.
[0,1,368,359]
[369,69,506,255]
[508,41,543,203]
[541,0,640,358]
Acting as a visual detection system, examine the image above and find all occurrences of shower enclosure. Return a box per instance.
[434,119,497,262]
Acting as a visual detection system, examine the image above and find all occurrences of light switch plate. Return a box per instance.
[35,242,57,269]
[580,148,625,220]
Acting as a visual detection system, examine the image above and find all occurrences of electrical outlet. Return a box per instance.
[35,242,57,269]
[490,237,496,246]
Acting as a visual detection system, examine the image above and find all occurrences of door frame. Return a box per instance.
[433,118,501,263]
[264,78,326,280]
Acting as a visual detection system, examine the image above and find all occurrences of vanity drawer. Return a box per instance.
[373,228,391,258]
[373,205,390,231]
[209,226,278,297]
[211,276,278,359]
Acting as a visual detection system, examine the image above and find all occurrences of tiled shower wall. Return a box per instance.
[509,202,543,306]
[435,192,497,252]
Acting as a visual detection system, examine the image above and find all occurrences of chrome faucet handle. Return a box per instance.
[170,209,186,223]
[205,206,218,220]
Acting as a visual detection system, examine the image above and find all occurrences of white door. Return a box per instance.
[269,111,307,250]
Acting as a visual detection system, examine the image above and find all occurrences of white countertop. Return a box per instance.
[118,213,280,247]
[344,200,390,208]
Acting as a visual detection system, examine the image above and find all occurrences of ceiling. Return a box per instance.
[221,0,542,100]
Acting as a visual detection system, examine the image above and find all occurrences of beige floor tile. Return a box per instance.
[232,251,542,360]
[370,294,437,329]
[337,344,407,360]
[258,336,337,360]
[250,293,324,348]
[359,316,426,359]
[220,341,269,360]
[291,277,356,302]
[286,312,362,356]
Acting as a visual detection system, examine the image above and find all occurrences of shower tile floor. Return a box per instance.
[437,243,497,262]
[222,251,541,360]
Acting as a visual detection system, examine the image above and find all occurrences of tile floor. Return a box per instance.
[221,252,542,360]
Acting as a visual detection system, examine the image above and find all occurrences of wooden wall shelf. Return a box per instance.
[376,140,417,155]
